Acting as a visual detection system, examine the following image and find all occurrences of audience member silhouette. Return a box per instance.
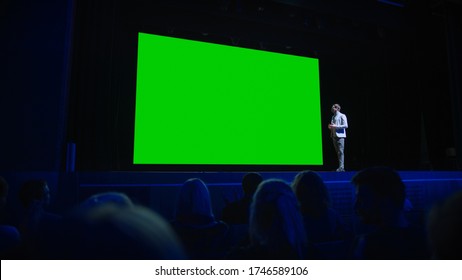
[228,179,308,259]
[16,179,61,239]
[292,170,352,244]
[427,190,462,259]
[8,179,62,258]
[0,176,21,257]
[171,178,229,259]
[221,172,263,225]
[41,200,187,259]
[351,166,430,259]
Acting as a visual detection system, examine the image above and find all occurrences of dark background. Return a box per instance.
[2,0,462,173]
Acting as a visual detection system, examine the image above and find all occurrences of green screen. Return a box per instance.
[134,32,322,166]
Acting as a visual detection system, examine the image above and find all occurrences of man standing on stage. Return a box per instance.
[328,104,348,172]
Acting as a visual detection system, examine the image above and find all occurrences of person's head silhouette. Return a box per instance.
[428,190,462,259]
[19,180,50,209]
[292,170,330,218]
[242,172,263,198]
[351,166,406,227]
[249,179,307,259]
